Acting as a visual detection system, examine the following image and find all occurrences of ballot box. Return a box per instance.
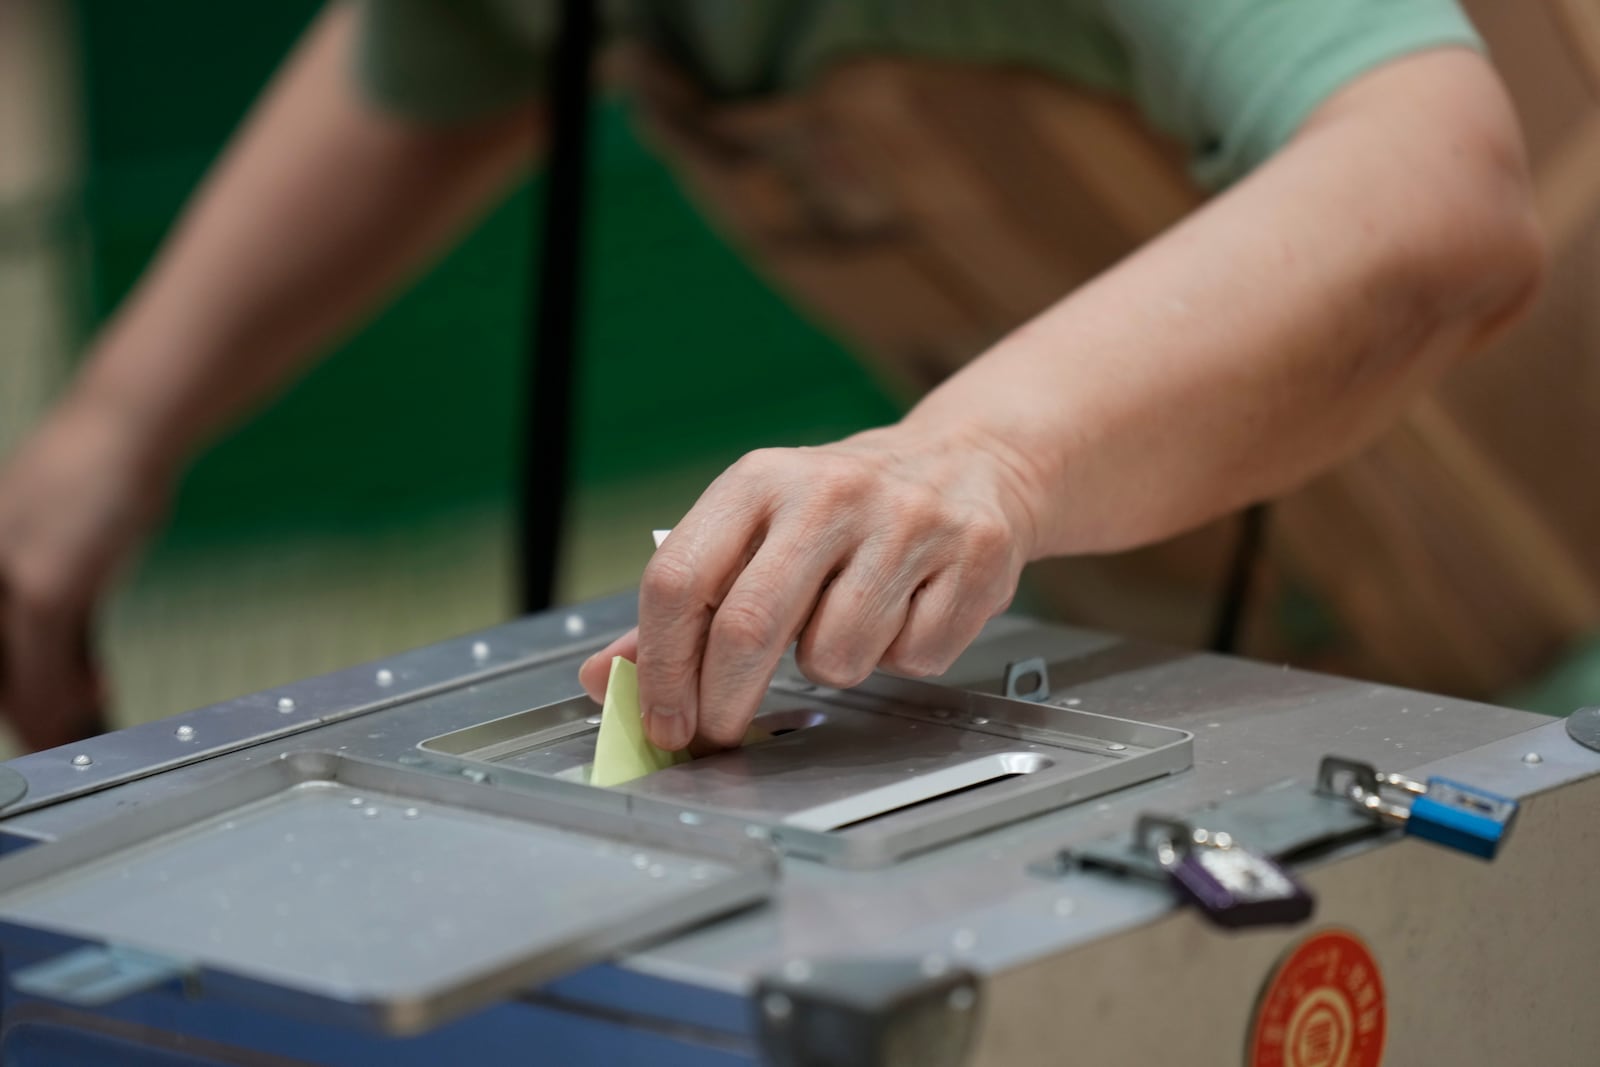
[0,592,1593,1066]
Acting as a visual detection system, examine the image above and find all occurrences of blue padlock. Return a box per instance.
[1317,756,1521,861]
[1405,777,1519,860]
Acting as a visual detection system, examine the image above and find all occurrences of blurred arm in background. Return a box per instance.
[0,3,538,750]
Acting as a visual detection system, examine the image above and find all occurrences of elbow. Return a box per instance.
[1405,130,1546,361]
[1459,187,1545,345]
[1495,200,1546,326]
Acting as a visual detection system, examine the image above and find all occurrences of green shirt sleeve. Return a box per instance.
[354,0,552,123]
[1098,0,1484,188]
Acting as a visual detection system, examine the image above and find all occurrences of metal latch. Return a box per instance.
[1002,657,1050,702]
[1051,775,1381,882]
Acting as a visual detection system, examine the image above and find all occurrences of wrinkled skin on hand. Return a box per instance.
[580,424,1040,750]
[0,401,170,751]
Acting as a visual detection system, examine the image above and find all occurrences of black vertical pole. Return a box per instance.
[1209,503,1269,654]
[518,0,598,614]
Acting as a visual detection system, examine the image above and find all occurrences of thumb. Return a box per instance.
[579,628,640,703]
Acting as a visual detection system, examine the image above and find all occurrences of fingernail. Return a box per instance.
[648,706,687,749]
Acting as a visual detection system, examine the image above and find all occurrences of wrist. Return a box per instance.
[57,372,186,491]
[66,311,229,484]
[958,422,1050,564]
[885,413,1052,565]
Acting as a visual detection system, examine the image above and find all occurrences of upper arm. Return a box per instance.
[1296,48,1543,333]
[352,0,552,124]
[1098,0,1485,188]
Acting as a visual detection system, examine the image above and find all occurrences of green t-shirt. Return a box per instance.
[356,0,1481,188]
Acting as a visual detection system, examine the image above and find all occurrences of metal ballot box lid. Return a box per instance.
[0,596,1594,1065]
[0,752,775,1035]
[418,669,1194,868]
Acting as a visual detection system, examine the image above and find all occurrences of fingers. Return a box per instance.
[0,404,177,753]
[798,507,1016,686]
[579,629,638,702]
[0,577,106,753]
[636,467,773,750]
[880,570,1001,680]
[795,547,922,689]
[878,511,1018,678]
[631,441,1026,752]
[695,522,845,747]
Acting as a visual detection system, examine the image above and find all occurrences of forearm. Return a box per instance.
[68,3,538,472]
[904,50,1542,559]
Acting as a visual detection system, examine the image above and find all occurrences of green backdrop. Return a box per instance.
[72,1,899,556]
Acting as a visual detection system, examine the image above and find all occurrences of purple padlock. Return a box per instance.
[1136,815,1315,929]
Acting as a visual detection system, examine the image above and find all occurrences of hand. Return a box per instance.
[0,396,172,751]
[579,424,1041,750]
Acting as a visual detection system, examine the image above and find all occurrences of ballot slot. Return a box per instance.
[421,701,830,782]
[0,752,775,1036]
[418,671,1194,868]
[782,752,1054,832]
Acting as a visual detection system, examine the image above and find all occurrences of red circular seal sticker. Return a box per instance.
[1247,928,1386,1067]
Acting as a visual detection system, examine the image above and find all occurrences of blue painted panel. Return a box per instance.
[0,831,43,858]
[2,987,757,1067]
[544,964,754,1037]
[0,821,757,1064]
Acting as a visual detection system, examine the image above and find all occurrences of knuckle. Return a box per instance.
[811,462,870,511]
[638,658,695,697]
[961,510,1013,559]
[712,598,780,654]
[882,646,940,678]
[732,448,784,481]
[880,488,938,536]
[798,644,871,689]
[641,554,699,607]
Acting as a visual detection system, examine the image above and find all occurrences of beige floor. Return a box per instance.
[0,1,77,459]
[95,465,721,737]
[0,472,712,760]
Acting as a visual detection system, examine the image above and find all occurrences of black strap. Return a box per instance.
[518,0,599,613]
[1209,502,1269,654]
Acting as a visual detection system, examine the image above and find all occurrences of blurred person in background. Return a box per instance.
[0,1,1543,754]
